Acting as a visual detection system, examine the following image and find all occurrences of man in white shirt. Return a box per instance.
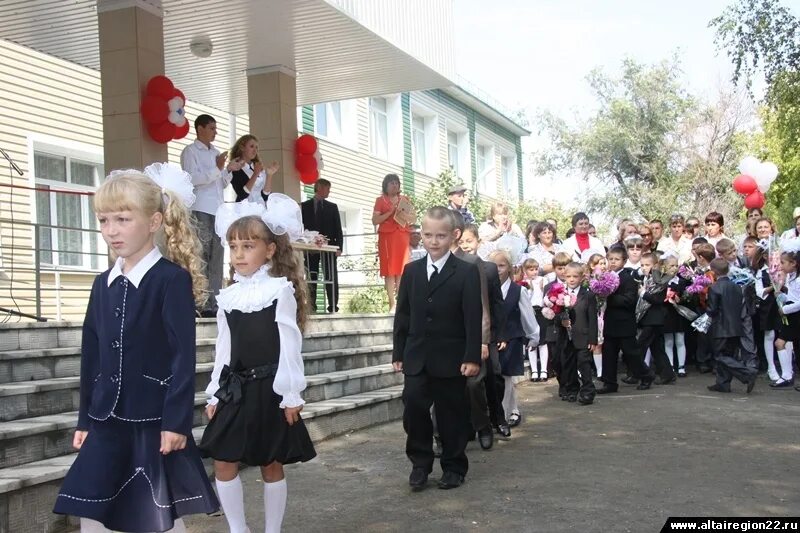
[658,214,693,264]
[180,114,243,316]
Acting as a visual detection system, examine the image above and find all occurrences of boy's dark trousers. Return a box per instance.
[561,343,596,400]
[713,337,757,389]
[637,326,676,381]
[602,335,652,386]
[695,332,713,370]
[483,344,506,427]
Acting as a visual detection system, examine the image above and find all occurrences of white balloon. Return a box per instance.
[755,173,772,193]
[761,161,779,182]
[314,150,324,171]
[739,156,761,177]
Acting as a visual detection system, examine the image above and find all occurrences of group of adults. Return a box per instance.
[180,114,343,317]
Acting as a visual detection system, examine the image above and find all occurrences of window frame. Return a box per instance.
[475,140,496,196]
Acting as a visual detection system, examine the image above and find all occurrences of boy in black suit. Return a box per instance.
[393,206,482,491]
[598,246,654,393]
[706,259,758,393]
[300,179,344,312]
[635,252,677,386]
[543,252,572,398]
[556,262,598,405]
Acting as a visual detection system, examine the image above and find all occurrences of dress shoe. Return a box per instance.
[577,395,594,405]
[678,368,687,377]
[769,379,793,389]
[478,427,494,450]
[566,394,577,402]
[199,309,217,318]
[326,307,339,313]
[409,467,429,491]
[707,384,731,393]
[433,436,442,458]
[697,365,712,374]
[496,424,511,439]
[540,374,549,382]
[621,376,639,385]
[508,412,521,427]
[438,471,465,490]
[746,375,757,393]
[596,384,618,394]
[636,379,653,391]
[655,376,677,385]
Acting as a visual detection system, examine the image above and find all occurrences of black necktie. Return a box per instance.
[430,264,439,282]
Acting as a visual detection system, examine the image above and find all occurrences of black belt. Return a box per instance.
[214,363,279,404]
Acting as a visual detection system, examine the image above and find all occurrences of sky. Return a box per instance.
[453,0,744,207]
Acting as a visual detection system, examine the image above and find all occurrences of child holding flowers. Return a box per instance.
[586,253,615,378]
[521,258,550,382]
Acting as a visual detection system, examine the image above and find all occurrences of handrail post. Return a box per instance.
[34,223,41,320]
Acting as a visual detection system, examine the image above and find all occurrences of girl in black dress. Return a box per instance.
[200,196,316,533]
[662,253,690,376]
[750,241,783,383]
[228,134,280,204]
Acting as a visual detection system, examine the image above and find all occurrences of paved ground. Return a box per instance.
[184,374,800,533]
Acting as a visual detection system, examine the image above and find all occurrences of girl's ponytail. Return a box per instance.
[162,190,208,308]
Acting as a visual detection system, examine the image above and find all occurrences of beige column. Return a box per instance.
[97,0,167,170]
[247,66,302,201]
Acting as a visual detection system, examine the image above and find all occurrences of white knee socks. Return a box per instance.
[527,347,538,379]
[502,375,518,415]
[539,344,549,378]
[528,345,549,379]
[216,476,249,533]
[664,335,675,369]
[593,351,603,378]
[764,331,779,381]
[264,479,287,533]
[675,333,686,370]
[777,345,794,382]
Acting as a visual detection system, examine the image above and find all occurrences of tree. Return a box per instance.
[536,57,750,227]
[711,0,800,226]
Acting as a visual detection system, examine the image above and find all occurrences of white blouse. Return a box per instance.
[205,265,306,408]
[781,273,800,316]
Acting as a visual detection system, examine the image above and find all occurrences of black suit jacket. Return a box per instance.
[556,286,598,349]
[392,254,482,377]
[301,198,343,250]
[604,268,638,338]
[453,250,506,343]
[707,276,744,339]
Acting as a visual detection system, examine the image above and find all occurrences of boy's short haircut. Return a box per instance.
[650,219,663,227]
[552,251,573,267]
[705,211,724,226]
[606,245,627,260]
[522,258,539,271]
[669,214,685,225]
[715,238,736,255]
[692,237,708,246]
[710,258,729,276]
[488,249,511,265]
[565,261,584,273]
[743,236,758,245]
[449,208,466,233]
[194,114,215,129]
[424,206,455,231]
[695,243,716,262]
[641,252,657,263]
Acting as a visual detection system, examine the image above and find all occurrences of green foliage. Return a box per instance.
[346,285,389,314]
[412,168,458,216]
[536,57,749,228]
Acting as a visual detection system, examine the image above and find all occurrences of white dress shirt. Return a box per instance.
[180,140,232,215]
[107,247,162,287]
[427,251,451,281]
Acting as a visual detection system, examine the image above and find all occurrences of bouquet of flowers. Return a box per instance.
[589,269,620,302]
[685,273,712,294]
[542,284,577,339]
[691,313,712,333]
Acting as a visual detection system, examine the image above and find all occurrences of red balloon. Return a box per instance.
[140,95,169,124]
[146,76,175,101]
[744,190,765,209]
[732,174,758,195]
[295,154,317,174]
[296,134,318,155]
[299,170,319,185]
[173,120,190,140]
[172,88,186,104]
[148,121,176,144]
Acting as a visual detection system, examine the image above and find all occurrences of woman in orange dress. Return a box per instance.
[372,173,412,312]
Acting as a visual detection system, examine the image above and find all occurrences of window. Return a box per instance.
[446,127,470,183]
[476,143,496,195]
[501,155,517,199]
[370,97,389,159]
[447,131,460,177]
[33,149,105,270]
[313,100,357,148]
[411,115,427,173]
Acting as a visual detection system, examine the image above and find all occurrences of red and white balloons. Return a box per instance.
[732,156,780,210]
[140,76,190,144]
[295,134,323,185]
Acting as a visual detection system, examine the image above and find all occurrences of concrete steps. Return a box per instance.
[0,314,403,533]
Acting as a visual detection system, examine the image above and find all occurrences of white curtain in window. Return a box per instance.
[412,116,426,172]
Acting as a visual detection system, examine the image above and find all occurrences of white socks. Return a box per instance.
[264,479,287,533]
[528,348,538,378]
[80,518,186,532]
[675,333,686,370]
[217,476,249,533]
[528,345,549,379]
[539,344,549,378]
[764,331,779,381]
[502,375,519,415]
[777,347,794,382]
[593,352,603,378]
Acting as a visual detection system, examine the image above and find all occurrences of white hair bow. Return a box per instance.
[215,193,304,245]
[107,162,196,209]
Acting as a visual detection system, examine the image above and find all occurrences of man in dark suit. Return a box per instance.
[706,259,757,393]
[393,206,482,491]
[598,246,654,393]
[556,262,598,405]
[300,179,343,312]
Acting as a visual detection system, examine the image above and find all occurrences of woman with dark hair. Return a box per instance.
[704,211,728,247]
[527,221,562,275]
[525,219,540,251]
[372,174,413,312]
[228,134,279,202]
[561,212,605,262]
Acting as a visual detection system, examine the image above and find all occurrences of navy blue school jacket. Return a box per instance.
[78,258,197,436]
[392,253,482,377]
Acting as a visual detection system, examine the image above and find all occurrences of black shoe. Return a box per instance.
[655,376,677,385]
[496,424,511,439]
[596,385,618,394]
[697,365,712,374]
[199,309,217,318]
[707,384,731,393]
[769,379,793,389]
[678,368,687,377]
[621,376,639,385]
[327,307,339,313]
[746,375,757,393]
[438,471,465,490]
[508,413,521,427]
[433,436,442,458]
[566,394,577,403]
[578,395,594,405]
[409,467,429,491]
[478,427,494,450]
[636,380,653,391]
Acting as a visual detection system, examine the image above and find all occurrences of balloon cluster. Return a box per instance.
[295,134,323,185]
[140,76,190,143]
[732,156,779,209]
